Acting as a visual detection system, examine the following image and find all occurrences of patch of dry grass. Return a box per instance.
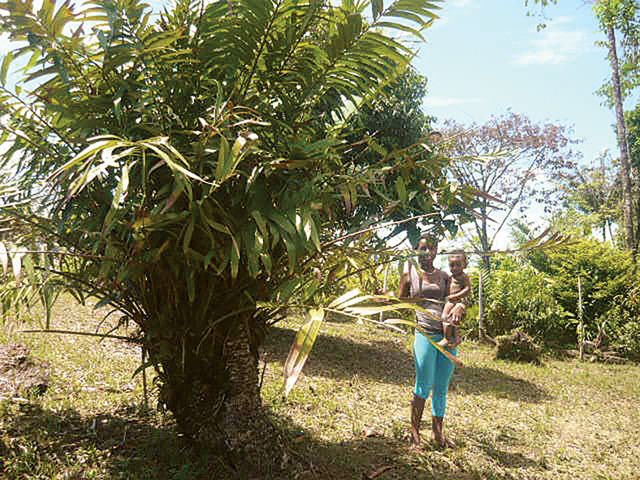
[1,298,639,479]
[0,296,223,479]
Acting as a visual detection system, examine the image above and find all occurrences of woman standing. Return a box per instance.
[399,235,465,448]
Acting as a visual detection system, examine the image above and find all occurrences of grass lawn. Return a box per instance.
[1,297,639,479]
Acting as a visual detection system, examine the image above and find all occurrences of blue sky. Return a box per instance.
[0,0,621,164]
[416,0,628,165]
[0,0,624,247]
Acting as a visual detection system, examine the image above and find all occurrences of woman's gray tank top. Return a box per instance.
[407,264,448,335]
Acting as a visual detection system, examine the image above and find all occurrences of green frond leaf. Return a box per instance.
[1,51,14,86]
[328,288,362,308]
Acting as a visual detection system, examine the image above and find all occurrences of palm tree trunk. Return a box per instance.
[218,319,283,471]
[152,312,283,476]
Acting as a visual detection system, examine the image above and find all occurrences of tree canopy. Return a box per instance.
[438,111,578,266]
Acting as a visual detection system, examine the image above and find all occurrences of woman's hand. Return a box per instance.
[449,303,465,325]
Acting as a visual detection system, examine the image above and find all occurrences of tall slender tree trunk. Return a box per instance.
[478,269,485,339]
[607,23,636,254]
[477,201,491,339]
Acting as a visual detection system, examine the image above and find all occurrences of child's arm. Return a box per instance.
[448,287,470,303]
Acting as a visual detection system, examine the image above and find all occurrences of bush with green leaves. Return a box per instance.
[459,301,480,339]
[534,240,635,346]
[484,239,638,356]
[607,285,640,360]
[482,257,575,343]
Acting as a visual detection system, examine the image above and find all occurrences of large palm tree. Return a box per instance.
[0,0,463,473]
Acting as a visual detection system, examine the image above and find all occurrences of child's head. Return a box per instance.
[448,251,467,275]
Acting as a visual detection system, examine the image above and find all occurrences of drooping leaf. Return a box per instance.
[0,51,14,86]
[50,137,121,180]
[328,288,362,308]
[283,308,324,398]
[0,242,8,275]
[11,250,23,284]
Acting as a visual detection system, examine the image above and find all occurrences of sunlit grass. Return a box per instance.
[1,297,639,479]
[262,315,640,480]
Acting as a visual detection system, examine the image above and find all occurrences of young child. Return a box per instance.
[439,252,471,348]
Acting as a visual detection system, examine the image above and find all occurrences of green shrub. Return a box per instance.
[483,265,575,343]
[460,303,480,340]
[618,320,640,361]
[607,285,640,361]
[535,240,634,342]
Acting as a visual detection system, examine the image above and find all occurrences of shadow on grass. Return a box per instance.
[264,327,549,404]
[453,425,549,476]
[451,366,552,403]
[275,411,551,480]
[263,326,414,385]
[0,398,429,480]
[0,398,551,480]
[0,400,235,479]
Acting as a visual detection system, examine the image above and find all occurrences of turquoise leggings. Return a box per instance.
[413,331,457,417]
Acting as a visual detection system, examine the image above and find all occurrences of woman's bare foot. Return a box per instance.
[411,395,426,449]
[431,434,456,449]
[411,428,421,448]
[431,416,455,449]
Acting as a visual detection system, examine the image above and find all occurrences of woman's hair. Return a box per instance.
[417,234,438,249]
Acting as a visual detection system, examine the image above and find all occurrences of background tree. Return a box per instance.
[555,152,620,242]
[438,111,578,269]
[339,67,444,244]
[526,0,639,252]
[436,112,578,339]
[594,0,639,254]
[0,0,470,472]
[627,102,640,169]
[624,103,640,246]
[595,0,640,106]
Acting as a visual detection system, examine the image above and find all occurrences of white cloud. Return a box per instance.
[451,0,473,7]
[424,96,482,108]
[514,29,591,65]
